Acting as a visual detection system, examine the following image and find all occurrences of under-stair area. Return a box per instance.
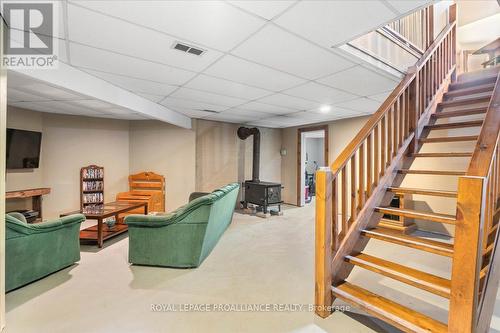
[314,4,500,331]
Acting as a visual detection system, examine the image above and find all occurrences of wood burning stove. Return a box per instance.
[237,127,282,214]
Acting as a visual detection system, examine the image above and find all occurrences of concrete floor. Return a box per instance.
[5,204,500,333]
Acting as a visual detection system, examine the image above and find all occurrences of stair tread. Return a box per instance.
[398,169,466,176]
[411,152,473,158]
[424,120,483,130]
[438,95,491,108]
[432,107,487,118]
[387,186,457,198]
[332,282,448,333]
[449,75,498,90]
[346,253,451,298]
[444,83,495,97]
[362,228,454,257]
[375,207,456,224]
[419,135,478,143]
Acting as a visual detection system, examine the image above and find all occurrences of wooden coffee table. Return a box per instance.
[60,201,148,248]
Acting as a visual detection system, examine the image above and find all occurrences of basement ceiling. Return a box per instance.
[5,0,432,128]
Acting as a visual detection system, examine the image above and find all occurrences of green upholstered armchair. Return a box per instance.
[125,183,240,268]
[6,213,85,292]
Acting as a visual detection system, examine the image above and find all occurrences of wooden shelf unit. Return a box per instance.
[80,165,104,210]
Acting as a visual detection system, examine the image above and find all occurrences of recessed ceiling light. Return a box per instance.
[319,105,331,113]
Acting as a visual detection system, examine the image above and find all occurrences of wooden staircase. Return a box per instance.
[314,6,500,331]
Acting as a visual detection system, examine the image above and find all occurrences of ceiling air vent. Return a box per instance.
[172,42,205,56]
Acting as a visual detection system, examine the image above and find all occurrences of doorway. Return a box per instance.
[297,125,328,206]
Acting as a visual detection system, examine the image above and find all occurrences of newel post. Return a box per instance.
[315,167,335,318]
[449,176,486,332]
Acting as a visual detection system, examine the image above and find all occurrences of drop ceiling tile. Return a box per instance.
[274,0,396,47]
[237,101,296,115]
[70,42,196,86]
[69,99,115,109]
[184,74,271,100]
[223,108,272,119]
[169,88,247,108]
[232,25,354,79]
[204,55,305,91]
[81,68,179,96]
[67,4,224,72]
[164,105,217,118]
[335,97,381,113]
[256,115,302,125]
[385,0,431,14]
[104,107,136,115]
[160,97,229,113]
[17,83,83,100]
[227,1,296,20]
[283,82,357,104]
[202,113,253,124]
[135,92,165,103]
[369,91,392,102]
[317,66,398,96]
[7,88,51,102]
[10,101,101,116]
[8,102,60,114]
[93,112,146,120]
[257,93,319,111]
[71,0,266,51]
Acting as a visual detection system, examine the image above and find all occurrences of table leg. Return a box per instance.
[144,204,148,215]
[97,217,103,248]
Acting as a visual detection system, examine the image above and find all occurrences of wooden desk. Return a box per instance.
[60,201,148,248]
[6,187,51,221]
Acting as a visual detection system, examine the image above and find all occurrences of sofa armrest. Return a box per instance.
[7,212,27,223]
[29,214,85,231]
[189,192,210,202]
[124,213,177,227]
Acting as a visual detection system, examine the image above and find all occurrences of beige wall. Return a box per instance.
[129,120,196,211]
[281,115,370,205]
[5,109,284,217]
[6,107,130,218]
[195,120,282,201]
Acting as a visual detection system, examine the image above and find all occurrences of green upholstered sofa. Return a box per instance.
[6,212,85,292]
[125,183,240,268]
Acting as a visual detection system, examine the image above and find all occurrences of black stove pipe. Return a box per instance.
[237,127,260,182]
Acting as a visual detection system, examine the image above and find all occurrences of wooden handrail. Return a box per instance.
[465,72,500,177]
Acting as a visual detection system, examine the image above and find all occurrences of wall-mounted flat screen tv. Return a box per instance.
[6,128,42,169]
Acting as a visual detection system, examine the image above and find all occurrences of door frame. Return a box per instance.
[296,125,329,206]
